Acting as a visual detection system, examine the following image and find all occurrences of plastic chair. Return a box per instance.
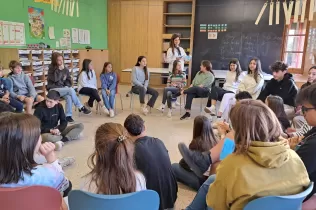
[0,185,62,210]
[68,190,160,210]
[243,182,314,210]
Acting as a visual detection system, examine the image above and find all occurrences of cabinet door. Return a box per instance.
[120,1,148,70]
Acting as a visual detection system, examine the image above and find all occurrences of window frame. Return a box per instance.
[281,17,309,74]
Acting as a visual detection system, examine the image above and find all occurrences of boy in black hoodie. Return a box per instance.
[258,61,298,118]
[34,90,84,150]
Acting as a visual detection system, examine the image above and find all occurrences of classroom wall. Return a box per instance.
[0,0,108,49]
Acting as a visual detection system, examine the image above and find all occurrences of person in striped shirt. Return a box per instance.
[156,60,186,117]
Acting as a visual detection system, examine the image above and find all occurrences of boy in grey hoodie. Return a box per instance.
[8,60,44,114]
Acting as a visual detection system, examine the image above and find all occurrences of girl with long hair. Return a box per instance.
[47,52,91,123]
[81,122,146,194]
[238,57,264,99]
[204,58,244,119]
[180,60,215,120]
[78,59,108,115]
[0,113,70,209]
[181,100,309,210]
[166,33,188,73]
[156,60,186,117]
[266,95,291,131]
[131,56,159,116]
[100,62,117,118]
[172,115,218,191]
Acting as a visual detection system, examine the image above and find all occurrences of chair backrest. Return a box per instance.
[68,190,159,210]
[116,73,120,93]
[243,182,314,210]
[0,186,62,210]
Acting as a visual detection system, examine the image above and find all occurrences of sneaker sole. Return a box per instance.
[178,143,205,178]
[180,116,191,120]
[204,107,216,115]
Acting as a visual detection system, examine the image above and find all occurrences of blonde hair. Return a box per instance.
[229,99,282,153]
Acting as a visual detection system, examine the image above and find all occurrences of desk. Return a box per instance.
[122,68,273,86]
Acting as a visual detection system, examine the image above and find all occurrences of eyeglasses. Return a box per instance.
[301,106,316,114]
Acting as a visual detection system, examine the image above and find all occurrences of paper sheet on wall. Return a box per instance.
[0,21,25,46]
[63,29,70,38]
[66,38,71,48]
[78,29,84,44]
[60,38,67,47]
[71,28,78,43]
[49,26,55,39]
[84,30,90,44]
[56,40,60,48]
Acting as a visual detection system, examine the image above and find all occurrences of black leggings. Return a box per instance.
[63,180,72,197]
[79,87,101,107]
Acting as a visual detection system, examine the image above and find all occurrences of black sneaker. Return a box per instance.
[61,136,70,142]
[180,112,191,120]
[178,143,212,178]
[66,116,75,123]
[80,106,92,115]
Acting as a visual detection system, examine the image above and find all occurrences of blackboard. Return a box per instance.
[192,0,285,78]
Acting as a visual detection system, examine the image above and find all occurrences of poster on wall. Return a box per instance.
[28,7,45,39]
[34,0,51,3]
[0,21,25,46]
[72,28,78,43]
[63,29,70,38]
[78,29,84,44]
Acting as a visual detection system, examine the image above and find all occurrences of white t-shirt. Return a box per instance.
[80,171,147,193]
[166,47,187,73]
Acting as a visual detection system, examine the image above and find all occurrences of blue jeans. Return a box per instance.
[101,89,115,110]
[9,97,23,112]
[172,163,202,191]
[52,87,83,117]
[185,175,216,210]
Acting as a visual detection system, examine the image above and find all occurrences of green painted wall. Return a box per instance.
[0,0,107,49]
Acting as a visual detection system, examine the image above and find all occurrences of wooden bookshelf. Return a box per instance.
[163,13,192,15]
[164,25,191,28]
[17,49,80,96]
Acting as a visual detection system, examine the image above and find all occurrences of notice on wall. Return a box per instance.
[78,29,84,44]
[28,7,45,39]
[208,32,218,39]
[200,24,207,32]
[63,29,70,38]
[0,21,25,46]
[84,30,90,45]
[72,28,78,43]
[60,38,67,47]
[48,26,55,39]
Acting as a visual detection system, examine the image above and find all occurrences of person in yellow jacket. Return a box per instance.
[181,99,310,210]
[207,100,310,210]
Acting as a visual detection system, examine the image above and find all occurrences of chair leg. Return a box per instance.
[120,93,123,110]
[131,93,134,113]
[200,98,203,113]
[180,96,182,115]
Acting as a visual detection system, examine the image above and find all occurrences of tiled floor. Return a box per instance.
[57,85,210,209]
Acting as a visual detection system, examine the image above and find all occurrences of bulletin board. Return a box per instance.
[0,0,108,49]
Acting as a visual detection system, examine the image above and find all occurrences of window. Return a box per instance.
[282,19,308,74]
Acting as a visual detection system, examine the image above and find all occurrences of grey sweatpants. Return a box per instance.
[42,123,84,143]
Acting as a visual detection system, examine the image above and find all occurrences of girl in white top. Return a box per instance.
[204,59,245,118]
[81,122,146,194]
[78,59,108,115]
[166,34,187,73]
[238,57,264,99]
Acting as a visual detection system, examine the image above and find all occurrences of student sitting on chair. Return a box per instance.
[34,90,84,151]
[78,59,108,116]
[156,60,186,118]
[204,58,245,118]
[100,62,117,118]
[124,114,178,210]
[180,60,215,120]
[172,115,218,191]
[81,122,146,193]
[47,52,91,123]
[8,60,44,114]
[258,61,298,119]
[0,113,71,207]
[131,56,159,116]
[180,100,310,210]
[0,65,23,112]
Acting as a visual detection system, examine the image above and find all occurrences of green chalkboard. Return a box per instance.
[0,0,107,49]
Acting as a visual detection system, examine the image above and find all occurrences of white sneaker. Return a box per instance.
[58,157,76,168]
[54,141,64,151]
[142,107,149,116]
[204,106,216,116]
[156,104,165,112]
[172,102,176,109]
[109,109,115,118]
[175,101,180,106]
[102,106,110,115]
[167,109,172,118]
